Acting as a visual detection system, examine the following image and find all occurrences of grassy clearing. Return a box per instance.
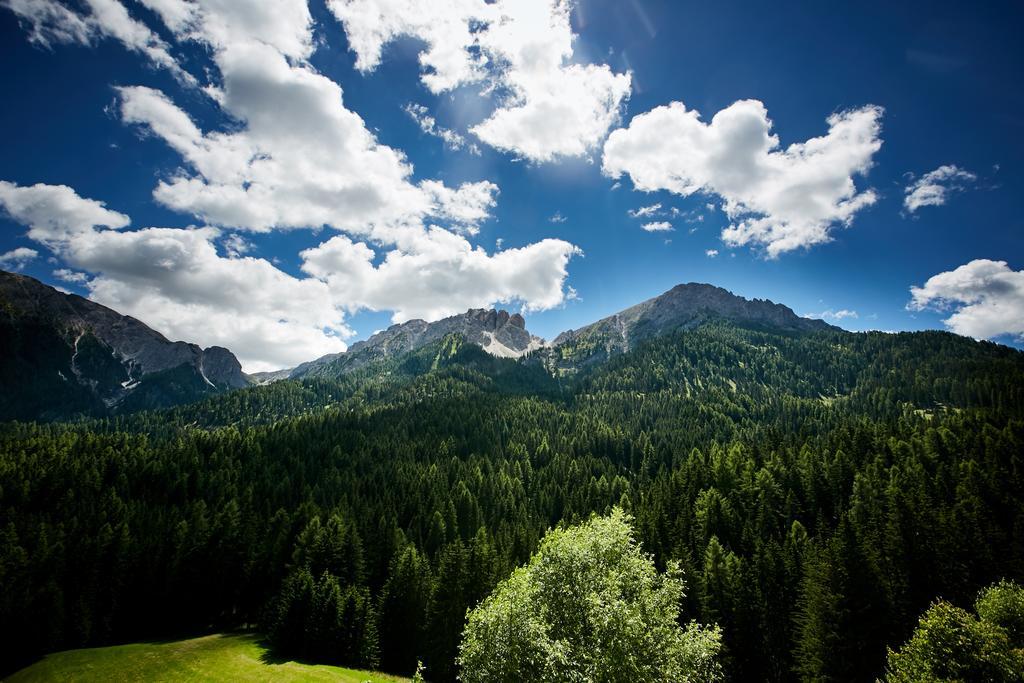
[6,633,409,682]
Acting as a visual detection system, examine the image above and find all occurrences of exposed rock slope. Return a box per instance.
[0,270,248,419]
[275,308,544,380]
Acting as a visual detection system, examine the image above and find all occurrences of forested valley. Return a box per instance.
[2,322,1024,681]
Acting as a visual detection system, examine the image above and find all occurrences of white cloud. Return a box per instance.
[903,164,977,213]
[330,0,631,162]
[52,267,89,283]
[114,40,502,242]
[549,211,567,223]
[221,233,252,258]
[603,100,883,257]
[909,259,1024,340]
[329,0,486,91]
[300,232,581,322]
[404,103,478,154]
[139,0,314,61]
[114,4,581,316]
[628,203,661,218]
[4,1,585,365]
[0,180,130,246]
[705,249,718,258]
[3,0,194,84]
[82,230,351,373]
[804,308,858,321]
[0,246,39,270]
[419,180,499,236]
[641,221,673,232]
[4,0,93,46]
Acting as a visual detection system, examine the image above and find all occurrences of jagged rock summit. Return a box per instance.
[0,270,248,419]
[261,307,544,382]
[348,308,538,359]
[550,282,835,368]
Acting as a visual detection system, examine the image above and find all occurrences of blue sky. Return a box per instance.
[0,0,1021,371]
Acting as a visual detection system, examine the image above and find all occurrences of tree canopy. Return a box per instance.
[886,580,1024,682]
[458,509,722,682]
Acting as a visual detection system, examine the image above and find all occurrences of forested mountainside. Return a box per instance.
[0,271,248,420]
[2,315,1023,681]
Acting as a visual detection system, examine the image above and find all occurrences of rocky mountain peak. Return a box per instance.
[549,282,835,369]
[280,307,543,380]
[463,308,527,331]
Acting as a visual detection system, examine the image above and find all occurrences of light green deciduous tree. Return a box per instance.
[458,508,723,682]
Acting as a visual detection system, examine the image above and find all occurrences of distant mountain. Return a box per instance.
[0,271,248,420]
[548,282,835,371]
[256,308,544,382]
[255,283,837,382]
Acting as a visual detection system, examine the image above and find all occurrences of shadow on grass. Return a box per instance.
[255,639,387,676]
[256,638,294,666]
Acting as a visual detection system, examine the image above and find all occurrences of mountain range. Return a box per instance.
[0,270,843,420]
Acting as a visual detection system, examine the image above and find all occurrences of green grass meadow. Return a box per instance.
[5,633,410,682]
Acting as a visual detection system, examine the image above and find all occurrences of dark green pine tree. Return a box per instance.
[378,545,433,675]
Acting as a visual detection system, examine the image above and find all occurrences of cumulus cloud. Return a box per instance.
[3,0,194,84]
[0,181,349,372]
[641,221,673,233]
[330,0,631,162]
[114,3,579,312]
[113,23,504,242]
[0,180,130,245]
[549,212,567,223]
[603,100,883,257]
[0,247,39,270]
[301,233,581,322]
[139,0,314,60]
[705,249,718,258]
[404,103,478,154]
[903,164,977,213]
[52,267,89,283]
[909,259,1024,341]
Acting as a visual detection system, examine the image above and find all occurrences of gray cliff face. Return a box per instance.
[549,282,835,369]
[0,270,248,417]
[199,346,250,389]
[287,308,542,380]
[348,308,536,358]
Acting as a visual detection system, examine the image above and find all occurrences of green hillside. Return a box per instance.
[6,633,408,683]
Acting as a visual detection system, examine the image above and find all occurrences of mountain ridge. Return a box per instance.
[547,282,835,371]
[254,282,835,380]
[0,270,248,419]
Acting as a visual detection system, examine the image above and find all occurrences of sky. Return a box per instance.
[0,0,1021,372]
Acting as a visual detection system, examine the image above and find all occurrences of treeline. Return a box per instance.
[1,323,1023,681]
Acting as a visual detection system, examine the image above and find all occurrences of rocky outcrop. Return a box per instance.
[0,270,248,419]
[284,308,544,380]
